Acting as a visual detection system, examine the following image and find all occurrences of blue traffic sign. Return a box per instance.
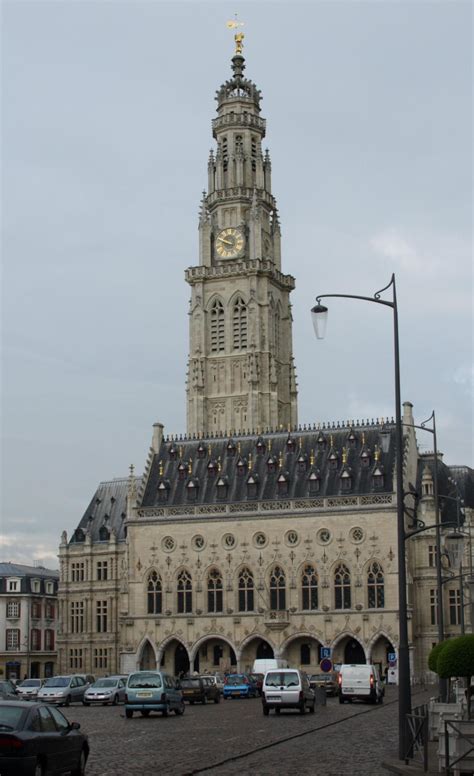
[388,652,396,662]
[321,647,332,659]
[320,658,333,673]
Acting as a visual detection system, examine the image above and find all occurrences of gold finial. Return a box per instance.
[310,449,315,466]
[299,436,303,449]
[362,432,366,446]
[227,15,245,55]
[279,451,283,468]
[188,458,193,476]
[179,445,183,459]
[159,460,163,476]
[208,444,212,457]
[218,456,222,473]
[330,434,334,448]
[342,447,348,465]
[268,439,272,452]
[248,453,253,470]
[374,445,380,462]
[237,441,241,454]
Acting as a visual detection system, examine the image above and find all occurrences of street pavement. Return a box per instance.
[64,685,434,776]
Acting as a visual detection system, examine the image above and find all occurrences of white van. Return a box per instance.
[252,659,288,674]
[262,668,315,715]
[338,664,384,704]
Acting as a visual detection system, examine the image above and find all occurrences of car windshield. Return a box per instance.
[128,673,162,689]
[226,676,246,686]
[43,677,70,687]
[265,672,300,688]
[181,679,200,688]
[91,679,116,688]
[0,706,25,730]
[19,680,41,688]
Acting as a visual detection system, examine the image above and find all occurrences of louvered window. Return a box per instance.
[210,300,225,352]
[233,297,247,350]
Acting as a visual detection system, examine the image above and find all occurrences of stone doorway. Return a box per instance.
[139,640,157,671]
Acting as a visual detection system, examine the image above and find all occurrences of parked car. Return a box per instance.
[262,669,315,715]
[16,680,43,701]
[83,676,127,706]
[180,676,220,704]
[0,682,19,701]
[223,674,258,699]
[125,671,184,718]
[338,664,384,704]
[309,672,339,696]
[37,676,88,707]
[248,673,264,696]
[0,700,89,776]
[208,673,225,693]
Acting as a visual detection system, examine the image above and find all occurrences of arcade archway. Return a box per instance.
[239,637,274,672]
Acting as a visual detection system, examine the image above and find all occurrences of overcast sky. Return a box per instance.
[2,0,472,569]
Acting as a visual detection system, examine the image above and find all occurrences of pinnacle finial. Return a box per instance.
[226,15,245,55]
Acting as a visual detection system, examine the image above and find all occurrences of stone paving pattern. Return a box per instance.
[64,686,433,776]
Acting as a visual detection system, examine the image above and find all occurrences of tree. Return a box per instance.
[428,641,449,674]
[437,635,474,718]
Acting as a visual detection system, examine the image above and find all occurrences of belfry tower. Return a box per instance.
[186,41,298,436]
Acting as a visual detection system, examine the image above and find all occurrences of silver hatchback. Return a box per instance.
[37,675,88,706]
[83,676,127,706]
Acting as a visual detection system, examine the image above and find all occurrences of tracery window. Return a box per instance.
[177,570,192,614]
[147,571,162,615]
[269,566,286,611]
[207,569,223,613]
[334,563,351,610]
[232,297,248,350]
[210,300,225,353]
[301,565,318,610]
[367,562,384,609]
[238,567,254,612]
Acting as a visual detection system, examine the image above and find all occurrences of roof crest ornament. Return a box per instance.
[226,15,245,55]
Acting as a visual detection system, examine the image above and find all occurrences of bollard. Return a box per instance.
[315,686,327,706]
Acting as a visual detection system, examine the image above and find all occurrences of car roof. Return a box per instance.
[0,700,36,709]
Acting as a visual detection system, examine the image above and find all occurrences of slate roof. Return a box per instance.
[69,477,139,545]
[417,458,474,525]
[141,423,396,508]
[0,562,59,578]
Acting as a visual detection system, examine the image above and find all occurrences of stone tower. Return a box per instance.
[186,49,298,436]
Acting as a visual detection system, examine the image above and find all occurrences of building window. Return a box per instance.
[94,648,109,670]
[238,567,254,612]
[98,525,110,541]
[269,566,286,611]
[277,475,289,496]
[207,569,223,613]
[45,601,55,620]
[71,562,85,582]
[70,601,84,633]
[7,579,19,592]
[45,581,54,595]
[6,601,20,618]
[31,600,42,619]
[301,565,318,610]
[97,561,108,581]
[31,579,41,593]
[44,629,55,651]
[147,571,162,615]
[308,472,320,494]
[69,649,83,670]
[430,589,438,626]
[177,570,192,614]
[210,299,225,353]
[232,297,247,350]
[334,564,351,610]
[340,471,352,491]
[6,629,20,650]
[30,629,41,651]
[96,600,108,633]
[367,562,384,608]
[428,545,438,568]
[300,644,311,665]
[449,589,461,625]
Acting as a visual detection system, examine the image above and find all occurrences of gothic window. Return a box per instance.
[210,300,225,353]
[233,297,248,350]
[222,137,228,171]
[300,644,311,665]
[301,565,318,610]
[334,563,351,610]
[207,569,223,613]
[270,566,286,611]
[147,571,162,615]
[177,570,192,614]
[251,136,257,171]
[238,567,254,612]
[367,562,384,609]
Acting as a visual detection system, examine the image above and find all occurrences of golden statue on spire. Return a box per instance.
[226,15,245,55]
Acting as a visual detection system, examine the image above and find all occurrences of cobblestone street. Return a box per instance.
[62,686,432,776]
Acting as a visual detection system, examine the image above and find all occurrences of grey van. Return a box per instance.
[125,671,185,718]
[262,669,315,715]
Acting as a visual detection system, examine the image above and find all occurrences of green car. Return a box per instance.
[125,671,185,718]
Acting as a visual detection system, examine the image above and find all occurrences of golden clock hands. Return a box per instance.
[219,238,234,246]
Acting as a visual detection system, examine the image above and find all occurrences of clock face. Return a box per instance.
[215,227,245,259]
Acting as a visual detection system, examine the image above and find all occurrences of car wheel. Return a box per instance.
[202,696,207,705]
[214,695,220,704]
[175,701,185,715]
[112,695,118,706]
[162,704,170,717]
[141,710,150,717]
[262,706,269,716]
[378,694,384,704]
[299,703,305,715]
[339,695,345,704]
[71,748,87,776]
[125,709,133,718]
[34,759,46,776]
[82,701,90,706]
[309,703,315,714]
[64,695,71,707]
[189,700,194,705]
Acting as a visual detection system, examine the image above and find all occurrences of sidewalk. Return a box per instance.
[381,740,439,775]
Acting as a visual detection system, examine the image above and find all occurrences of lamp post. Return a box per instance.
[311,273,410,761]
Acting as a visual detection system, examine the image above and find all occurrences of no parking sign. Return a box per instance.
[320,658,333,673]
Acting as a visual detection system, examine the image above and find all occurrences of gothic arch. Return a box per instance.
[331,632,367,664]
[189,633,238,663]
[156,634,190,666]
[280,631,325,653]
[136,636,158,669]
[206,293,226,312]
[228,290,248,308]
[366,630,398,661]
[238,632,277,656]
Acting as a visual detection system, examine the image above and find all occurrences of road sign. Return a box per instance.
[388,652,397,666]
[320,658,333,673]
[320,647,331,659]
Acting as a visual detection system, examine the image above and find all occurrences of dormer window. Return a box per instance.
[256,437,266,455]
[236,457,246,476]
[277,473,289,496]
[99,525,110,541]
[308,471,320,495]
[317,433,326,449]
[169,444,178,460]
[227,440,236,457]
[267,456,277,473]
[328,452,338,470]
[157,481,170,503]
[187,479,198,502]
[247,474,258,499]
[286,436,296,452]
[197,443,206,459]
[178,462,189,481]
[207,460,218,477]
[347,431,357,448]
[216,477,228,500]
[372,466,384,490]
[340,470,352,492]
[74,529,85,543]
[297,454,307,473]
[361,451,370,468]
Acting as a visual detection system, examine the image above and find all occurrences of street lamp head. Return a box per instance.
[311,302,329,340]
[443,529,466,570]
[379,428,391,454]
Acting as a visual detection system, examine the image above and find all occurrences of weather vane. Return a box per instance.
[226,14,245,55]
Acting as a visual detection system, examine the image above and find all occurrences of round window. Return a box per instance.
[192,535,205,551]
[317,528,331,545]
[253,532,267,548]
[162,536,176,552]
[222,533,236,549]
